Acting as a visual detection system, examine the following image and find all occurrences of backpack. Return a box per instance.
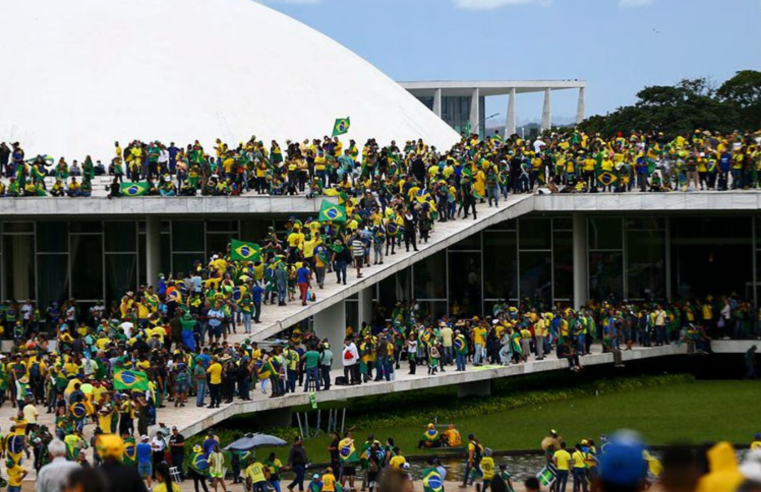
[30,361,41,379]
[472,441,483,463]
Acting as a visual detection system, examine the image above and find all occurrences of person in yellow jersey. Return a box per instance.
[245,456,269,492]
[320,466,337,492]
[477,448,495,492]
[6,457,27,492]
[388,449,406,470]
[553,441,572,492]
[571,443,589,492]
[154,462,181,492]
[752,434,761,451]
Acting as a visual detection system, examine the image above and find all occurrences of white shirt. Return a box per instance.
[151,436,166,452]
[36,457,80,492]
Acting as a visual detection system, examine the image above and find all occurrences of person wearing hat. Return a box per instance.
[136,434,153,490]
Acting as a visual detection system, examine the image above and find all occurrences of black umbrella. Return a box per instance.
[223,433,287,451]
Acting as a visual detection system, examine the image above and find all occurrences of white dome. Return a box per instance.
[0,0,459,162]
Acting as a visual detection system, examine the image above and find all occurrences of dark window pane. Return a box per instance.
[450,233,481,250]
[519,218,551,250]
[486,219,516,231]
[519,251,552,302]
[414,250,446,299]
[484,231,518,300]
[378,267,412,307]
[105,222,136,252]
[553,217,573,231]
[206,233,234,259]
[626,230,666,300]
[37,222,68,252]
[139,234,146,287]
[71,235,103,300]
[105,254,137,305]
[172,221,205,252]
[589,251,623,300]
[3,235,35,301]
[4,222,34,233]
[589,217,622,250]
[206,220,239,233]
[172,253,202,277]
[672,216,751,240]
[553,231,573,300]
[625,217,665,230]
[70,221,103,233]
[161,233,171,280]
[416,301,447,325]
[448,251,481,317]
[345,301,359,332]
[37,254,69,309]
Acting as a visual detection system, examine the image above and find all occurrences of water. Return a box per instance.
[406,455,547,482]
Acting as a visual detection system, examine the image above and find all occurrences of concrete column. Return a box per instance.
[433,89,442,118]
[572,213,588,309]
[313,300,346,354]
[541,88,551,131]
[575,87,586,124]
[505,87,516,138]
[146,216,161,288]
[457,380,491,398]
[469,88,480,135]
[358,286,373,327]
[12,236,31,299]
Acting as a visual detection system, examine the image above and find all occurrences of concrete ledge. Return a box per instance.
[711,340,760,353]
[176,344,686,438]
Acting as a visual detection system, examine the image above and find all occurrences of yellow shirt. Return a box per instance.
[751,440,761,451]
[207,362,223,385]
[153,483,181,492]
[389,455,406,470]
[554,449,572,471]
[572,450,586,469]
[321,473,336,492]
[7,464,25,486]
[480,456,495,480]
[473,327,487,346]
[245,462,267,484]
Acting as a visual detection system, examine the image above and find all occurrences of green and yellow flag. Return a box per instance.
[120,182,150,197]
[319,200,347,224]
[113,368,150,392]
[231,240,261,262]
[332,117,350,137]
[338,438,359,464]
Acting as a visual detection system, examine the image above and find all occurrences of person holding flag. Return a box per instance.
[338,431,360,490]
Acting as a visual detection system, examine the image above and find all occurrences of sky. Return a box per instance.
[257,0,759,125]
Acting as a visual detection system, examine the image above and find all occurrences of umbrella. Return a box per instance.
[224,433,287,451]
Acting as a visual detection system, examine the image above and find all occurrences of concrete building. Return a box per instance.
[400,80,586,137]
[0,0,459,164]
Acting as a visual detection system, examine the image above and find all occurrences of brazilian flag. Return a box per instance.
[319,200,347,224]
[332,117,350,137]
[422,467,444,492]
[339,439,359,464]
[123,437,137,466]
[114,368,150,392]
[120,182,150,197]
[232,285,248,304]
[231,240,261,262]
[598,171,618,187]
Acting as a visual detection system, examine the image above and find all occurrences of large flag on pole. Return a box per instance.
[114,368,150,392]
[230,240,261,262]
[332,117,350,137]
[319,200,347,224]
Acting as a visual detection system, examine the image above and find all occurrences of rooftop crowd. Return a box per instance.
[0,129,760,198]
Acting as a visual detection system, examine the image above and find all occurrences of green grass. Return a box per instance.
[250,380,760,462]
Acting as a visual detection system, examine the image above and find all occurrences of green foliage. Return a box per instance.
[578,72,761,138]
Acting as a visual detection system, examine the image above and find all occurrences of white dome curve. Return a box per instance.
[0,0,459,162]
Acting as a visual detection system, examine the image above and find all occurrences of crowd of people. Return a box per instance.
[0,129,760,198]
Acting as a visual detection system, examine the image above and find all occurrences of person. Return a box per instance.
[461,434,483,488]
[595,432,648,492]
[152,431,167,473]
[571,444,588,492]
[136,435,153,490]
[553,442,572,492]
[287,436,308,492]
[321,467,337,492]
[303,346,321,392]
[37,438,81,492]
[207,357,223,408]
[422,458,443,492]
[6,457,28,492]
[98,434,148,492]
[154,462,181,492]
[523,477,540,492]
[169,426,186,481]
[264,452,283,492]
[342,338,360,385]
[208,444,228,492]
[62,467,109,492]
[245,457,268,492]
[477,448,495,492]
[745,345,757,379]
[188,445,210,492]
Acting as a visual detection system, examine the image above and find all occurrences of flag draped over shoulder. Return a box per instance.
[230,240,261,262]
[319,200,347,224]
[332,117,350,137]
[339,439,359,464]
[120,182,150,197]
[422,467,444,492]
[113,368,150,392]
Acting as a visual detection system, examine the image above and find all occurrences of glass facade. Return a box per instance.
[3,214,760,317]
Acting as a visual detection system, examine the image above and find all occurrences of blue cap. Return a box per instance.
[598,431,647,487]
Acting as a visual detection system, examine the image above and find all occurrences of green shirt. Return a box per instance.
[304,350,320,370]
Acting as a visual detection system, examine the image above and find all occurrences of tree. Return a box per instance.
[717,70,761,129]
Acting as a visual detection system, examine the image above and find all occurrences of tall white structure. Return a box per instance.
[0,0,460,163]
